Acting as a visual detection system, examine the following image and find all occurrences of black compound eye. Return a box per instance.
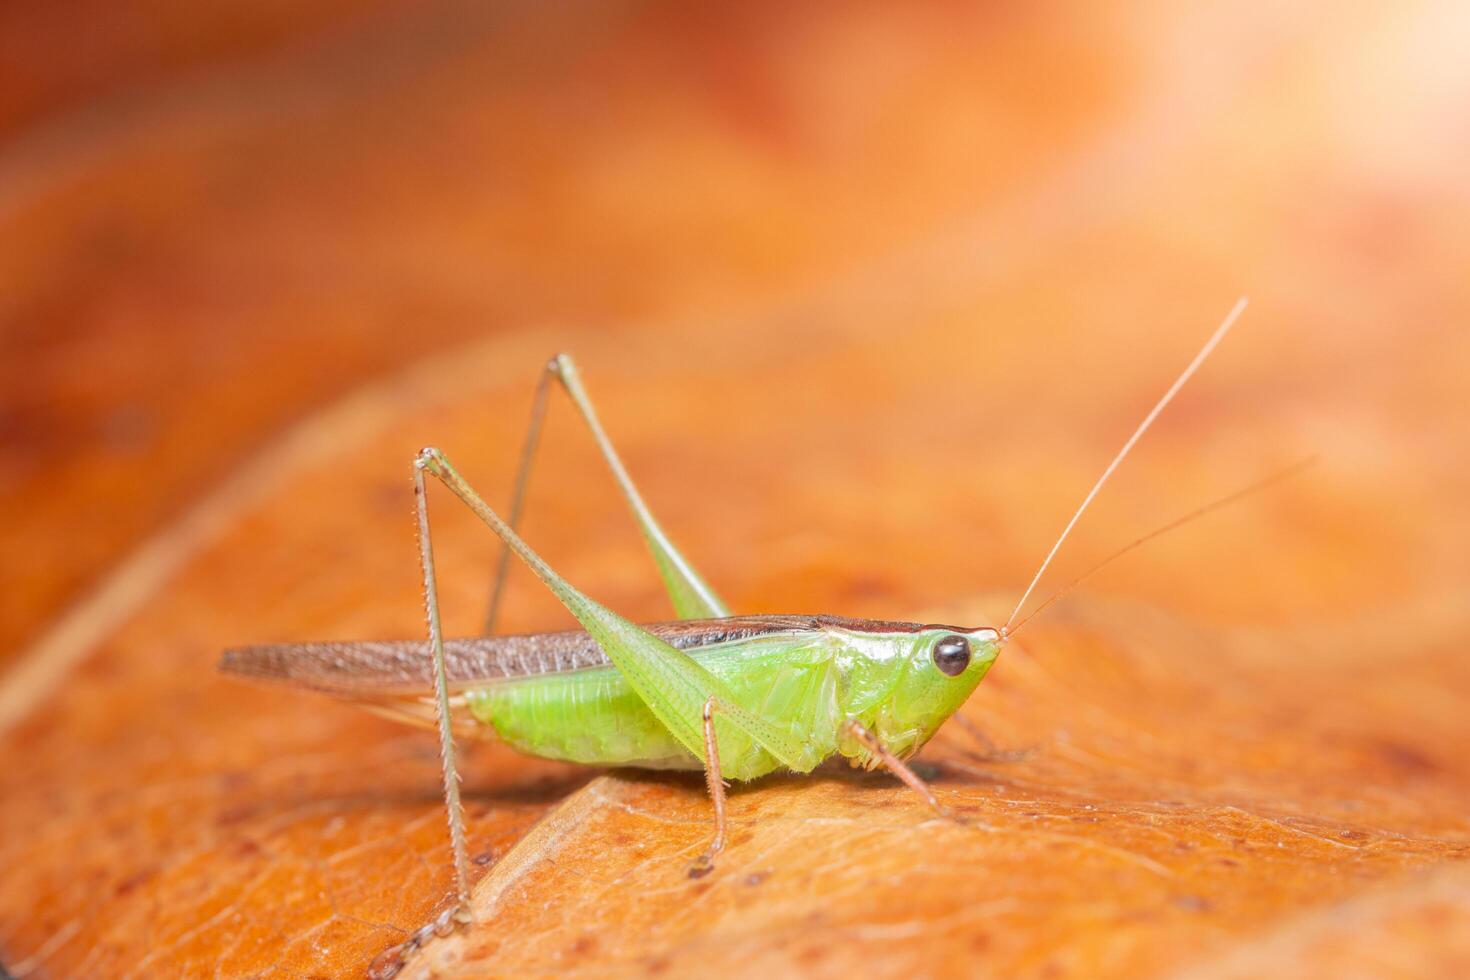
[932,635,971,676]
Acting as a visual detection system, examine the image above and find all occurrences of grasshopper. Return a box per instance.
[222,299,1255,936]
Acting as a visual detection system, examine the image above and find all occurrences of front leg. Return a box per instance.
[843,719,954,819]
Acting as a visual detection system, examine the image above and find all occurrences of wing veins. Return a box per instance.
[220,614,899,697]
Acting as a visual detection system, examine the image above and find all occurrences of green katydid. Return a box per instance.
[223,298,1263,937]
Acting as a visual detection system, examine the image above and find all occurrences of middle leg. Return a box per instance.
[689,695,728,879]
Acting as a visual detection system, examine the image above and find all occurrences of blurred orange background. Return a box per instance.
[3,2,1469,977]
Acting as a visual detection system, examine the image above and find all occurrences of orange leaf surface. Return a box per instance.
[4,3,1470,978]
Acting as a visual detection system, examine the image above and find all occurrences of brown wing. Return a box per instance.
[219,614,913,698]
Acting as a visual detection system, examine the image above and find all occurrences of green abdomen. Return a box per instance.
[467,666,696,770]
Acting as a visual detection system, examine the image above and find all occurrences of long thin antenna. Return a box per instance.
[1002,296,1249,635]
[1006,455,1315,637]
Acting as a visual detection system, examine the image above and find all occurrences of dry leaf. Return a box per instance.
[4,3,1470,978]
